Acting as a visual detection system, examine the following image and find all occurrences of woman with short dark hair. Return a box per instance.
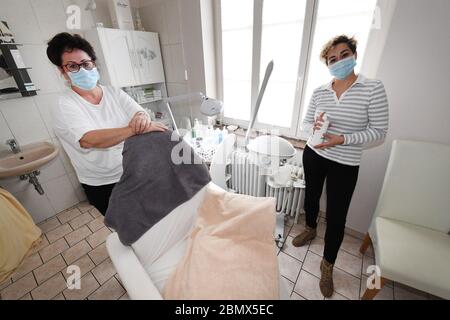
[47,32,167,215]
[292,35,389,297]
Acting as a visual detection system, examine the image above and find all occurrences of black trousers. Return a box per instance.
[81,183,116,216]
[303,145,359,264]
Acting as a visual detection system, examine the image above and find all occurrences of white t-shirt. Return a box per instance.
[52,85,144,186]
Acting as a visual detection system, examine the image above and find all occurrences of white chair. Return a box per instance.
[360,140,450,300]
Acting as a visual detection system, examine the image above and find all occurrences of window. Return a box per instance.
[215,0,378,137]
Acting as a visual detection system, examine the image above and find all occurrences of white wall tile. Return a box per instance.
[13,186,57,224]
[0,176,30,195]
[51,136,76,175]
[67,171,87,202]
[30,0,68,42]
[36,156,67,184]
[20,44,65,95]
[43,175,79,213]
[33,93,60,138]
[61,0,95,31]
[164,0,182,45]
[0,113,13,153]
[139,1,169,45]
[165,44,186,83]
[0,97,51,145]
[0,0,45,44]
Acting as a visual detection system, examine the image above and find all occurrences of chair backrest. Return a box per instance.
[374,140,450,233]
[209,133,236,190]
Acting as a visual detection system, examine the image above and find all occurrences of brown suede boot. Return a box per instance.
[292,226,316,247]
[320,259,334,298]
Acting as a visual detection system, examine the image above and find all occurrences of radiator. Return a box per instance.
[228,150,305,221]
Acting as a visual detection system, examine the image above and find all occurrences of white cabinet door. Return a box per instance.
[131,31,165,85]
[102,28,138,87]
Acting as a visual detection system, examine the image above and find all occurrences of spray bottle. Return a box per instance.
[310,112,330,146]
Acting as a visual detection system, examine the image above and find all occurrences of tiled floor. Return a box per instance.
[0,202,129,300]
[279,215,438,300]
[0,202,438,300]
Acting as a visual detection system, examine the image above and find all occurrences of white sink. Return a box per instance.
[0,142,59,179]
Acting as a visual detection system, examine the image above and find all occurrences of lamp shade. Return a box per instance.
[200,98,223,116]
[247,135,296,159]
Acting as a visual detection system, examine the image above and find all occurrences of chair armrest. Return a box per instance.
[106,233,163,300]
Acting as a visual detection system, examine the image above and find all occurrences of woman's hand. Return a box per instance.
[143,121,168,133]
[314,133,344,149]
[129,111,151,134]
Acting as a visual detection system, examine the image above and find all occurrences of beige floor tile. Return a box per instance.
[119,293,130,300]
[281,236,308,262]
[308,236,324,257]
[86,226,111,248]
[52,293,65,300]
[11,253,43,281]
[333,268,361,300]
[69,212,94,230]
[57,207,82,225]
[65,225,92,247]
[284,216,295,227]
[63,272,99,300]
[88,277,125,300]
[88,243,109,265]
[325,291,349,300]
[340,234,365,257]
[29,235,50,255]
[293,270,324,300]
[0,278,12,291]
[37,217,61,233]
[87,216,105,233]
[1,272,37,300]
[277,252,302,283]
[335,250,362,278]
[31,273,67,300]
[89,207,102,218]
[63,255,96,280]
[77,201,94,213]
[289,222,306,237]
[33,255,67,284]
[360,275,394,300]
[92,258,117,285]
[280,276,294,297]
[20,293,32,300]
[62,240,92,265]
[302,251,322,278]
[316,220,327,238]
[46,224,73,243]
[290,292,306,300]
[393,283,429,300]
[39,238,69,263]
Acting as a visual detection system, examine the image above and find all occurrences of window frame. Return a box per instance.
[214,0,319,138]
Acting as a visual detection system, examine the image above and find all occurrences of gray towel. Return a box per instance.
[104,130,211,245]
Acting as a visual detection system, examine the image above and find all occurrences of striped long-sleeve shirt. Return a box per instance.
[303,74,389,166]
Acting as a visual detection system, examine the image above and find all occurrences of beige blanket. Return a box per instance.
[164,186,279,300]
[0,188,42,283]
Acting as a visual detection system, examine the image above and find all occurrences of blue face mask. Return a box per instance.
[67,67,100,90]
[328,56,357,80]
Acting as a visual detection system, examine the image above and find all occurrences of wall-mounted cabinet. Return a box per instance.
[85,28,165,88]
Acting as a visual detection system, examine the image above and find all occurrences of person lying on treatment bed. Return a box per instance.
[105,130,283,299]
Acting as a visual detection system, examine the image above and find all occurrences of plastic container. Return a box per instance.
[310,113,330,146]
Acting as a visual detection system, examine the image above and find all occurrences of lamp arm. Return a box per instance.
[164,101,179,135]
[245,61,274,147]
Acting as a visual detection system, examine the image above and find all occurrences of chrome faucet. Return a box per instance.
[6,139,21,153]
